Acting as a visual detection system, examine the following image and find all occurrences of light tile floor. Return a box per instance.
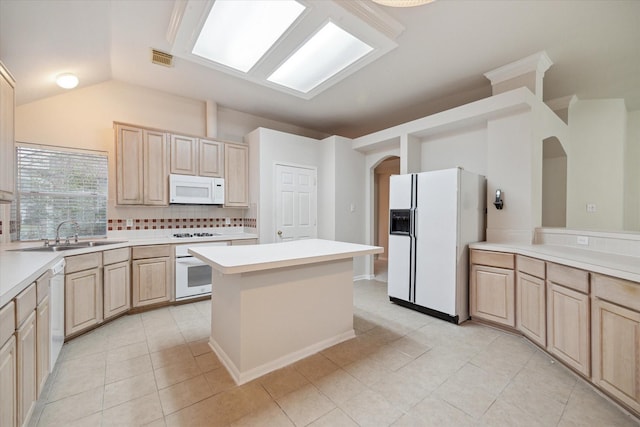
[30,279,639,426]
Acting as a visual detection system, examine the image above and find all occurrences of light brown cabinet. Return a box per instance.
[115,123,168,206]
[103,248,131,320]
[591,273,640,413]
[516,256,546,347]
[65,253,103,337]
[0,301,16,427]
[35,271,51,396]
[170,135,224,178]
[469,250,515,327]
[170,134,198,175]
[132,245,172,308]
[0,61,16,203]
[224,143,249,207]
[15,283,37,427]
[546,262,590,377]
[199,139,224,177]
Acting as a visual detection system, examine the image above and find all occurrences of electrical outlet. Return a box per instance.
[577,236,589,245]
[586,203,597,213]
[126,218,133,227]
[225,217,231,225]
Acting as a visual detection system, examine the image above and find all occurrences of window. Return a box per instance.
[12,143,108,241]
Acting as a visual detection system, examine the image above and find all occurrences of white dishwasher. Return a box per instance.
[49,258,65,368]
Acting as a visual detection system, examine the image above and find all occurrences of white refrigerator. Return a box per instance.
[387,167,486,324]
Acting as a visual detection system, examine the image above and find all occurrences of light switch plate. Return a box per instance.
[126,219,133,227]
[225,217,231,225]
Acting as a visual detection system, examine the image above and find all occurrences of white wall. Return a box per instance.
[420,125,488,176]
[246,128,323,244]
[625,111,640,231]
[566,99,626,230]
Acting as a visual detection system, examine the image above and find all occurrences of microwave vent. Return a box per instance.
[151,49,173,67]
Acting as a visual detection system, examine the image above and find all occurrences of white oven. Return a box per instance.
[175,241,229,300]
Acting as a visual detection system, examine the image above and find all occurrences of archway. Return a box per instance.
[373,156,400,281]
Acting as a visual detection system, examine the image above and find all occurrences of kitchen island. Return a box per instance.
[189,239,383,385]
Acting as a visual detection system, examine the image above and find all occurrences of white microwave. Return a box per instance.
[169,174,225,205]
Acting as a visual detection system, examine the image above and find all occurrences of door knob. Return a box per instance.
[277,230,283,237]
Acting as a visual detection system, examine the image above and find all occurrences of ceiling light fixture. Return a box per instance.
[192,0,305,73]
[56,73,79,89]
[371,0,435,7]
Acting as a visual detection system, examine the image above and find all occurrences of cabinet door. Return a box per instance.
[592,298,640,413]
[132,257,171,308]
[170,134,198,175]
[199,139,223,177]
[547,282,590,376]
[143,130,168,205]
[470,265,515,327]
[0,335,17,427]
[115,124,144,205]
[516,272,546,347]
[224,143,249,207]
[104,261,131,320]
[65,268,103,337]
[17,311,36,427]
[36,295,50,396]
[0,64,15,203]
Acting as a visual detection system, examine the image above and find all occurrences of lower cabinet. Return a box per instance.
[591,273,640,414]
[516,256,546,347]
[16,310,36,427]
[132,245,172,308]
[469,250,515,327]
[65,253,103,337]
[546,263,590,377]
[0,301,17,427]
[103,248,131,320]
[36,295,49,396]
[0,335,17,427]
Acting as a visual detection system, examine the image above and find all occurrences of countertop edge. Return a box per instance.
[0,233,258,307]
[469,242,640,283]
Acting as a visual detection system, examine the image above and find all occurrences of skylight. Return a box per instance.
[268,21,374,93]
[192,0,305,73]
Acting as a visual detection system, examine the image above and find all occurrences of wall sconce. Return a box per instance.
[494,189,504,210]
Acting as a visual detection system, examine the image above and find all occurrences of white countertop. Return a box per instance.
[470,242,640,283]
[0,233,257,307]
[189,239,383,274]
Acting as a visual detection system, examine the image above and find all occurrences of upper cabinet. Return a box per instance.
[199,139,223,177]
[0,62,16,203]
[170,135,224,178]
[115,123,169,206]
[224,143,249,208]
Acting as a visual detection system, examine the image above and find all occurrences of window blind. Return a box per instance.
[13,144,108,241]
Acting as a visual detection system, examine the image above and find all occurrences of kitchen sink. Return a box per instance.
[13,241,127,252]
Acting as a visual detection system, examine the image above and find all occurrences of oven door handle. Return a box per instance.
[176,257,207,267]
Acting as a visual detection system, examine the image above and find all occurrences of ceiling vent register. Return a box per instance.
[151,49,174,67]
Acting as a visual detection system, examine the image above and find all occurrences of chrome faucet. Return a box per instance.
[55,220,79,245]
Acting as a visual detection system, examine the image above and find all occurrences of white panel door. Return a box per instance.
[275,164,317,242]
[414,169,459,314]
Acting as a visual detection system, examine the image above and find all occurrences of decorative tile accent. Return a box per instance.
[106,217,257,232]
[0,220,2,235]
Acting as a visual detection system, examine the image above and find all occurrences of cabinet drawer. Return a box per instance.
[517,255,545,279]
[132,245,171,259]
[470,250,514,269]
[15,283,36,326]
[547,262,589,294]
[103,247,130,265]
[592,273,640,312]
[0,301,15,345]
[65,252,102,274]
[36,270,51,304]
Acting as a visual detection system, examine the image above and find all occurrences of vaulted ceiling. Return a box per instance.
[1,0,638,138]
